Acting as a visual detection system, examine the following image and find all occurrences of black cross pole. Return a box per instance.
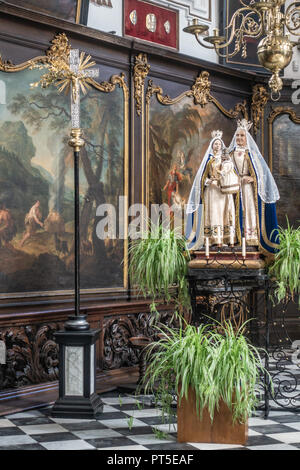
[51,49,103,418]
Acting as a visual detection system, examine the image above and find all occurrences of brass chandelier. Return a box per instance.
[183,0,300,100]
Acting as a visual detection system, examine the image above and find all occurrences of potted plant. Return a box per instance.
[143,320,270,445]
[269,219,300,306]
[128,221,191,318]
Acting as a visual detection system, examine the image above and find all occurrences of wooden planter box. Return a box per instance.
[177,388,248,445]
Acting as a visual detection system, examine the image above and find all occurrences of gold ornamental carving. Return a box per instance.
[146,70,248,120]
[46,33,71,62]
[146,71,211,107]
[0,32,129,100]
[0,33,70,73]
[251,84,269,135]
[268,106,300,125]
[190,71,211,107]
[133,53,150,116]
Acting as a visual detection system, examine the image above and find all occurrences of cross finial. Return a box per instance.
[69,49,99,128]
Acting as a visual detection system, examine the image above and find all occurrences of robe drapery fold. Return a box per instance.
[233,149,279,255]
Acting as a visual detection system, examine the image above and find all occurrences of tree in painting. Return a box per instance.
[0,71,124,293]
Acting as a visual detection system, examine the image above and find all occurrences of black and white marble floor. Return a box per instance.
[0,391,300,451]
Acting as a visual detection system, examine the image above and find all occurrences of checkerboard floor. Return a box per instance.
[1,390,300,450]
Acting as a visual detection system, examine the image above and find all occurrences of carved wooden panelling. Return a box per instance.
[103,310,179,370]
[0,323,62,389]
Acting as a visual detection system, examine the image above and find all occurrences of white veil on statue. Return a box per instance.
[228,119,279,204]
[185,130,225,249]
[186,130,225,215]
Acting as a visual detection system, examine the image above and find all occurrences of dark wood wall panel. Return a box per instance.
[0,4,299,412]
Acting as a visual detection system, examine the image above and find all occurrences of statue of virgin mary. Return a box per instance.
[228,119,280,255]
[185,130,236,250]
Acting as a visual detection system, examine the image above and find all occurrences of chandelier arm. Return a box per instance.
[285,2,300,36]
[197,34,244,57]
[215,7,263,51]
[195,34,215,50]
[213,46,245,59]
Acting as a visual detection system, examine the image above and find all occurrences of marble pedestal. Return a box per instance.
[51,328,103,419]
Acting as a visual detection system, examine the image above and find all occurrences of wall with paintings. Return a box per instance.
[0,3,299,411]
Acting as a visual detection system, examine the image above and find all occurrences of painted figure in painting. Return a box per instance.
[44,210,67,254]
[228,119,280,254]
[163,164,183,207]
[0,203,17,250]
[186,131,236,249]
[20,200,44,248]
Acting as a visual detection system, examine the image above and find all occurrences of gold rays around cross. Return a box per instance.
[29,33,97,103]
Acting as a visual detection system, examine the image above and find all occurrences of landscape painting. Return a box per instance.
[0,68,125,296]
[272,114,300,228]
[148,96,238,210]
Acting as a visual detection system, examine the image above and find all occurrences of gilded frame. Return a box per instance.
[0,34,129,300]
[251,84,268,151]
[145,71,249,209]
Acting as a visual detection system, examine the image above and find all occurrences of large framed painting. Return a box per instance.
[145,75,248,213]
[219,0,265,73]
[3,0,85,23]
[0,36,128,299]
[269,109,300,228]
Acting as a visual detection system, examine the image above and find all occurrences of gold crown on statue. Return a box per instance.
[211,130,223,140]
[237,119,253,132]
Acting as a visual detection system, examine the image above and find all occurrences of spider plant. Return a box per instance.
[269,219,300,306]
[128,220,191,316]
[143,320,269,425]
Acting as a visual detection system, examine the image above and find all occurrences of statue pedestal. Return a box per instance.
[189,250,266,270]
[187,253,269,330]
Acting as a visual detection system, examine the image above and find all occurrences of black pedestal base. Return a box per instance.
[51,327,103,419]
[52,393,103,419]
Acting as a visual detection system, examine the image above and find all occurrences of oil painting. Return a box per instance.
[0,68,125,296]
[148,96,238,211]
[272,114,300,227]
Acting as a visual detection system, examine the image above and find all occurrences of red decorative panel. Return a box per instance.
[124,0,178,50]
